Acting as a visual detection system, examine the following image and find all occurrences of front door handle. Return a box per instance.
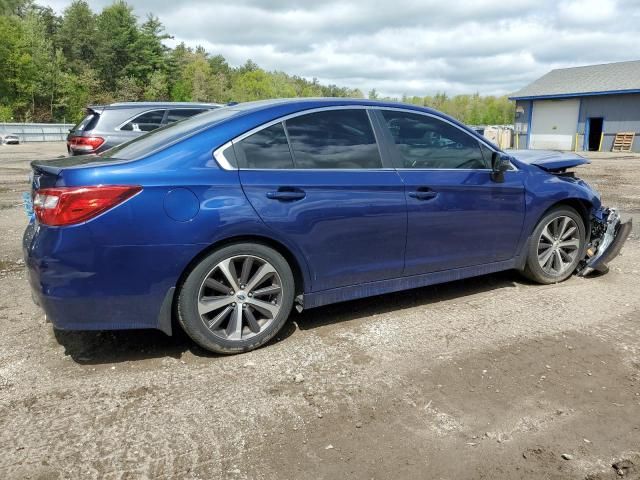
[266,189,306,201]
[408,188,438,200]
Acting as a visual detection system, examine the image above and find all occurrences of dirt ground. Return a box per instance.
[0,143,639,480]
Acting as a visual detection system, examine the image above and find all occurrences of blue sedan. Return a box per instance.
[23,99,632,354]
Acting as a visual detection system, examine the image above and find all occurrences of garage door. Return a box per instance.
[530,99,579,150]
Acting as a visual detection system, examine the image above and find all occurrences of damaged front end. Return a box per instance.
[578,208,633,276]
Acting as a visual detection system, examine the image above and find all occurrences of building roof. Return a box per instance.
[509,60,640,100]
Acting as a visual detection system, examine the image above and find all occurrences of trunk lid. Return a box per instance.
[508,150,590,172]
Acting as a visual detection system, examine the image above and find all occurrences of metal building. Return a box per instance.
[509,60,640,152]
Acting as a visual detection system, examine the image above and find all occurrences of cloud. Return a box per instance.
[46,0,640,97]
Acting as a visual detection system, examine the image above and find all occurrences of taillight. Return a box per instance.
[68,136,105,153]
[33,185,142,226]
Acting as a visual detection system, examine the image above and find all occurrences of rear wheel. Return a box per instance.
[522,207,586,284]
[177,243,295,354]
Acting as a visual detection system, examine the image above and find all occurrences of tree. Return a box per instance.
[58,65,105,122]
[209,54,230,76]
[130,14,170,84]
[144,70,169,100]
[0,15,23,105]
[94,1,138,90]
[0,0,28,16]
[115,76,142,101]
[18,10,56,120]
[231,69,279,102]
[57,0,96,71]
[180,51,213,101]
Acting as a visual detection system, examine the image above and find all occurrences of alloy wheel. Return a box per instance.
[536,216,581,276]
[197,255,283,341]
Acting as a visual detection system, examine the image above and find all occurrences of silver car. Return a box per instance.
[1,133,20,145]
[66,102,221,155]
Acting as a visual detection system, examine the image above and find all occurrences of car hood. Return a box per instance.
[508,150,590,172]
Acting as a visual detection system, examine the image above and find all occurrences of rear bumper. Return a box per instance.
[578,209,632,276]
[22,220,199,332]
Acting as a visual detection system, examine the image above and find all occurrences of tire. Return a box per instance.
[522,206,586,284]
[177,243,295,354]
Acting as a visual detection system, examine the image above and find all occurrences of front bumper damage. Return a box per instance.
[577,208,633,276]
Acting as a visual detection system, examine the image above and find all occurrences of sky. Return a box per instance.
[44,0,640,98]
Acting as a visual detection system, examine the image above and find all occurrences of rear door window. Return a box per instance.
[165,109,207,124]
[285,109,382,169]
[120,110,166,132]
[234,123,294,169]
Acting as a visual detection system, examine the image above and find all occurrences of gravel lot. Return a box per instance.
[1,143,639,480]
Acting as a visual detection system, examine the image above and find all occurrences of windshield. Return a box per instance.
[101,107,239,161]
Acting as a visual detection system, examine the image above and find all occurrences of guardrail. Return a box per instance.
[0,123,74,142]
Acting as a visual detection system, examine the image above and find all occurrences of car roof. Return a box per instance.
[88,102,222,111]
[224,97,435,114]
[220,98,499,149]
[221,97,472,131]
[163,97,482,143]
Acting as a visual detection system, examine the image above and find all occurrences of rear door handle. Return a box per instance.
[408,188,438,200]
[266,189,306,201]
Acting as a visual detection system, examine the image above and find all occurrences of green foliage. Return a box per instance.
[93,1,138,90]
[143,70,169,101]
[56,1,96,71]
[380,91,514,125]
[0,0,28,16]
[0,0,514,125]
[0,104,13,121]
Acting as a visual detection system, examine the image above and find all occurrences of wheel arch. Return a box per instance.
[176,234,307,298]
[544,198,593,232]
[516,197,593,271]
[160,234,309,337]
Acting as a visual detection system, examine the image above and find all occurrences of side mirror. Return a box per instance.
[491,152,511,183]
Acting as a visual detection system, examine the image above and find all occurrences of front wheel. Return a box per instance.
[522,207,586,284]
[177,243,295,354]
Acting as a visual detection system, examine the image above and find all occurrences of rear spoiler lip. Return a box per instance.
[86,105,105,114]
[31,160,63,176]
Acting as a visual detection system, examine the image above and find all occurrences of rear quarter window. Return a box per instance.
[234,122,294,169]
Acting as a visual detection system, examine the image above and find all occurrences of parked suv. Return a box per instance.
[25,99,631,354]
[67,102,221,155]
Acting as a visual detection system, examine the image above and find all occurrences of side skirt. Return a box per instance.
[303,259,519,309]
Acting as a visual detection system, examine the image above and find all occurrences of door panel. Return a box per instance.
[398,169,525,275]
[240,170,407,291]
[373,108,526,275]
